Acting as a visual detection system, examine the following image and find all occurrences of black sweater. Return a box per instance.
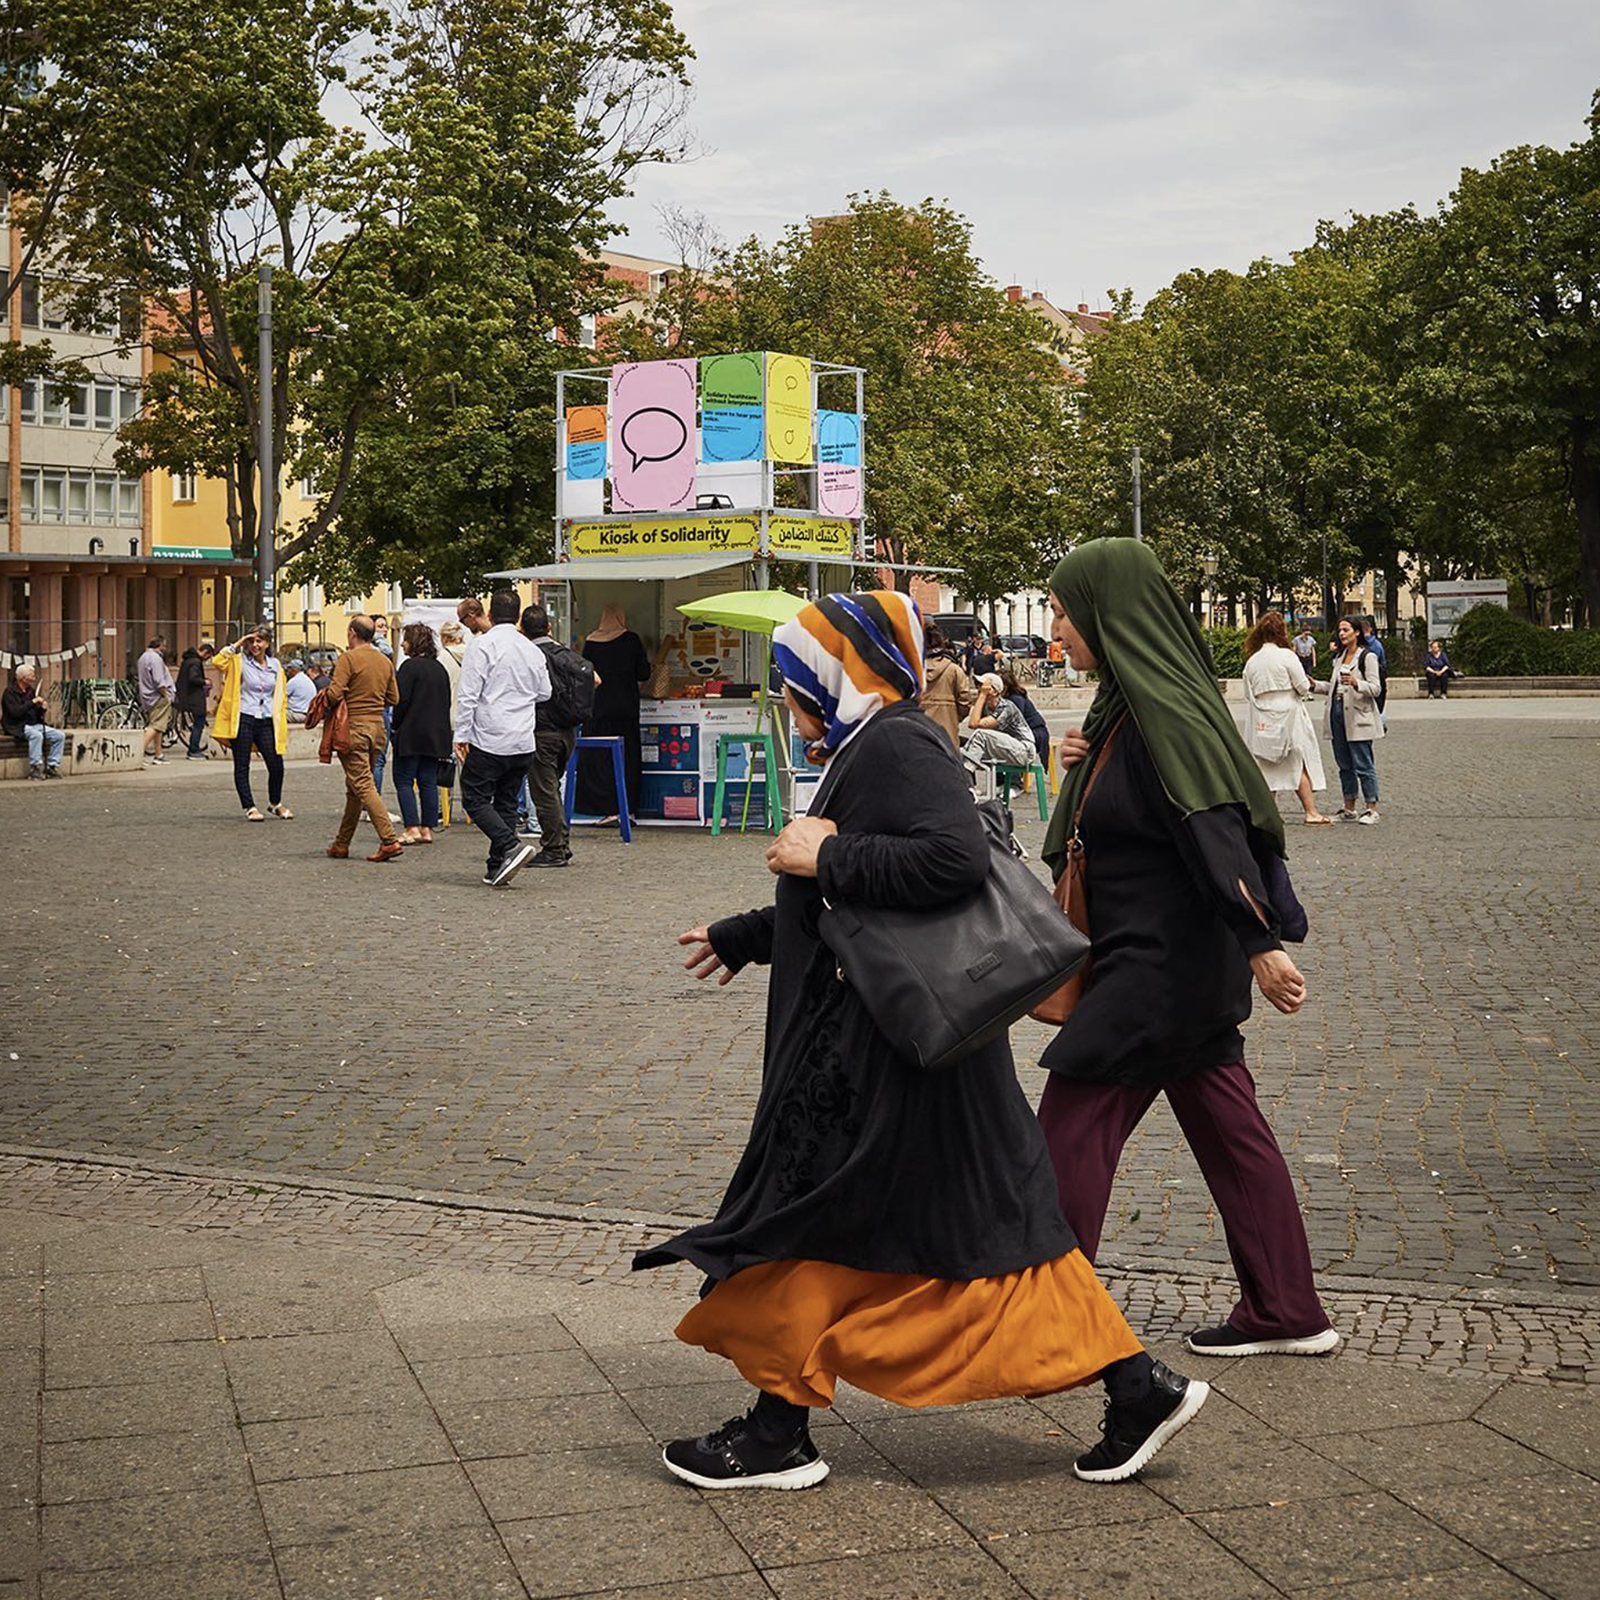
[391,657,453,759]
[1040,722,1282,1087]
[634,702,1075,1283]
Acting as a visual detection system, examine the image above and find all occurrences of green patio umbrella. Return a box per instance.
[676,588,806,829]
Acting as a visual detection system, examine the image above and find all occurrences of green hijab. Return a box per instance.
[1041,538,1286,879]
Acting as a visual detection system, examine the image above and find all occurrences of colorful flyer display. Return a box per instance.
[701,352,764,409]
[700,353,765,463]
[818,465,862,518]
[565,404,608,480]
[610,358,698,513]
[816,409,861,465]
[765,352,813,464]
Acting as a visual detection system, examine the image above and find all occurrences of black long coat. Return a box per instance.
[634,702,1075,1284]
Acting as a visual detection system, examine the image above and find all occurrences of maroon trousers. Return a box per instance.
[1038,1061,1330,1339]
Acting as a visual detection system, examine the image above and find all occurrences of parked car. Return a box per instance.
[930,611,983,645]
[996,633,1048,658]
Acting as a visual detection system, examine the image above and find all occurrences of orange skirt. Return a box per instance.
[675,1251,1143,1409]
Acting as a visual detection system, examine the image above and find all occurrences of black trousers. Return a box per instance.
[528,726,576,854]
[462,746,531,869]
[232,713,284,810]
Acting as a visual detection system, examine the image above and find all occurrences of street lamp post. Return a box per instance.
[1201,553,1219,655]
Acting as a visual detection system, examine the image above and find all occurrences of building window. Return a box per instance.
[67,470,93,524]
[19,378,37,424]
[93,474,115,524]
[578,313,597,349]
[0,476,7,522]
[120,384,141,423]
[39,468,65,521]
[66,382,90,428]
[299,581,324,611]
[41,289,66,332]
[20,275,39,329]
[172,470,196,503]
[385,583,403,611]
[298,475,319,501]
[94,382,117,429]
[42,385,67,427]
[344,597,365,615]
[117,476,140,526]
[19,468,38,521]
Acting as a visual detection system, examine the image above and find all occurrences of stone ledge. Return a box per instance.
[0,727,145,780]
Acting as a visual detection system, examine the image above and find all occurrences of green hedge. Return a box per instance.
[1450,604,1600,676]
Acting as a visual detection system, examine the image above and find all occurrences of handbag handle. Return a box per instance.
[1068,715,1127,849]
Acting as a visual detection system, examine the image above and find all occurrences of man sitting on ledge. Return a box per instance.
[3,665,65,779]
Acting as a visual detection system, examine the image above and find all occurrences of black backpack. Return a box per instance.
[538,639,596,730]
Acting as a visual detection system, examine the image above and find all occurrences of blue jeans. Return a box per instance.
[187,710,207,755]
[26,725,65,769]
[392,752,440,830]
[371,707,393,795]
[1330,719,1378,804]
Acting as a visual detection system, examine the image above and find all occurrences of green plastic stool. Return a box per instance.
[711,731,782,835]
[997,762,1051,821]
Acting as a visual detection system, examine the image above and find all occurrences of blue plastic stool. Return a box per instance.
[711,731,781,835]
[564,735,633,842]
[997,762,1051,821]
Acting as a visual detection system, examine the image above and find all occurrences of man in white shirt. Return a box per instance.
[454,589,551,886]
[284,660,317,717]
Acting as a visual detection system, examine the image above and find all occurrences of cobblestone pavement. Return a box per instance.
[4,1205,1598,1600]
[0,708,1597,1295]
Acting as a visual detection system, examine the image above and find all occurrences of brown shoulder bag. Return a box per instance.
[1027,717,1125,1026]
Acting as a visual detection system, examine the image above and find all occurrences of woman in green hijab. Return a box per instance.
[1037,539,1337,1358]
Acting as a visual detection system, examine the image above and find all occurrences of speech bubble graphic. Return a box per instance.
[620,406,689,473]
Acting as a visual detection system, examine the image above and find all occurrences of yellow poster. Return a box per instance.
[765,353,813,464]
[767,516,853,557]
[567,517,760,560]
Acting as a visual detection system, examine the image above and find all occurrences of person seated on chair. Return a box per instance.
[962,673,1036,774]
[1000,669,1051,766]
[3,664,65,778]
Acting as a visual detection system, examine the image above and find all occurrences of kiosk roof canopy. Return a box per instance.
[485,554,754,583]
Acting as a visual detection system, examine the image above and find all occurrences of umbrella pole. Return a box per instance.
[741,636,770,832]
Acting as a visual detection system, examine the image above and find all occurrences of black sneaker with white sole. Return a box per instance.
[1185,1324,1340,1358]
[663,1413,829,1491]
[487,842,536,887]
[1073,1359,1209,1483]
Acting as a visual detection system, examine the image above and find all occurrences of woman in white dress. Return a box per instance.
[1241,613,1330,826]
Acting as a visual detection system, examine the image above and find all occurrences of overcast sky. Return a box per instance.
[608,1,1600,307]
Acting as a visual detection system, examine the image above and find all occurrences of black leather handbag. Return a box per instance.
[818,800,1091,1072]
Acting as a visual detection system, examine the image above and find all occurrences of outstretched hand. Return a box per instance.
[1250,949,1307,1014]
[679,926,735,986]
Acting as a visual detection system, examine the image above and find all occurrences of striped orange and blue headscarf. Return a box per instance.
[772,591,925,762]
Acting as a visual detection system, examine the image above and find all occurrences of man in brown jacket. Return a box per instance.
[324,614,403,862]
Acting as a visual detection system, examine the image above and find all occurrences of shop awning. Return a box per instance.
[484,554,754,583]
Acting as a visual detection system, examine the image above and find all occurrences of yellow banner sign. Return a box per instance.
[768,516,853,557]
[766,352,813,464]
[567,517,759,560]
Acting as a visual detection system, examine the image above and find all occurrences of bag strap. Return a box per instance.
[1069,715,1127,844]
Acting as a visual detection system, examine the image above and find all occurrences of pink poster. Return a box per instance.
[610,359,698,514]
[819,464,862,517]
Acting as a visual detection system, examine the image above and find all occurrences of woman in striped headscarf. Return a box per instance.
[634,592,1209,1492]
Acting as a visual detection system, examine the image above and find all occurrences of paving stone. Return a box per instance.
[43,1337,225,1393]
[1213,1359,1501,1438]
[499,1501,753,1598]
[42,1430,250,1504]
[375,1272,564,1328]
[410,1347,609,1406]
[433,1390,650,1459]
[221,1331,421,1422]
[243,1408,456,1483]
[42,1236,224,1277]
[584,1339,738,1391]
[44,1301,214,1348]
[858,1404,1168,1537]
[0,1354,41,1398]
[1140,1427,1365,1512]
[43,1375,233,1443]
[990,1514,1279,1599]
[624,1380,844,1447]
[1311,1418,1554,1490]
[0,1507,38,1579]
[465,1443,684,1520]
[41,1487,265,1572]
[1195,1492,1481,1589]
[1500,1548,1599,1600]
[38,1557,280,1600]
[561,1580,772,1600]
[764,1546,1030,1599]
[1398,1470,1600,1559]
[1290,1565,1552,1600]
[210,1292,384,1341]
[1474,1381,1600,1477]
[0,1434,37,1511]
[41,1271,206,1314]
[275,1527,524,1600]
[389,1314,577,1364]
[258,1462,485,1548]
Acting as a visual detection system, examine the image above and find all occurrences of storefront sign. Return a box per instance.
[152,545,233,560]
[567,516,760,559]
[768,516,853,557]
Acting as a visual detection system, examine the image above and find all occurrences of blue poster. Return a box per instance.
[701,405,764,463]
[567,439,607,480]
[817,410,861,465]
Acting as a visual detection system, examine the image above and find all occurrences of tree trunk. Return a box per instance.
[1574,419,1600,628]
[1383,545,1402,635]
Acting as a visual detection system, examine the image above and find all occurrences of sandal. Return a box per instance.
[1303,813,1334,825]
[270,804,295,820]
[245,807,265,821]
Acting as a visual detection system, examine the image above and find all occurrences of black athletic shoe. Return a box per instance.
[527,847,571,868]
[662,1413,829,1491]
[487,843,536,887]
[1073,1360,1209,1483]
[1185,1324,1339,1358]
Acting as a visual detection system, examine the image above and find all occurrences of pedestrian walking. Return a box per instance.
[212,631,291,821]
[392,624,453,845]
[135,635,176,765]
[175,646,211,758]
[454,590,551,886]
[520,604,594,868]
[1242,612,1330,825]
[1424,640,1456,699]
[3,664,65,778]
[324,615,402,862]
[635,591,1211,1490]
[1293,624,1318,672]
[1318,617,1384,824]
[919,623,972,748]
[1037,539,1337,1360]
[576,605,649,822]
